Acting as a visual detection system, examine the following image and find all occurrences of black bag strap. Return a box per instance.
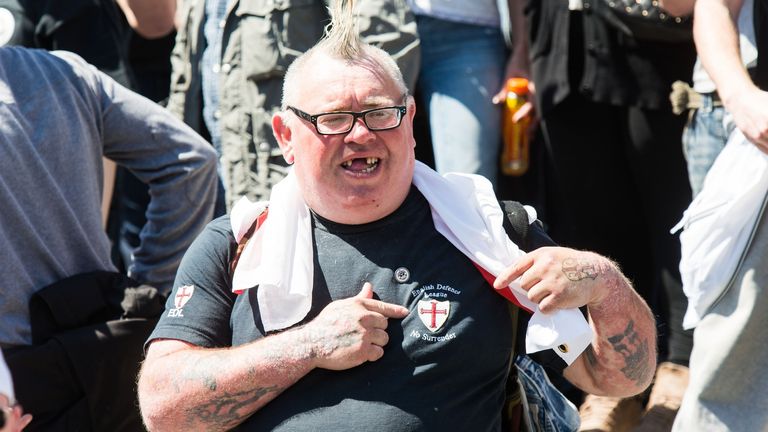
[498,201,536,431]
[499,200,532,250]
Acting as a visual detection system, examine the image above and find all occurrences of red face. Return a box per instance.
[273,57,417,225]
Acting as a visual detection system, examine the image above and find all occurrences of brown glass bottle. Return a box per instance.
[500,78,531,176]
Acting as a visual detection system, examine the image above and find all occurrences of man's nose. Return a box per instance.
[345,117,375,143]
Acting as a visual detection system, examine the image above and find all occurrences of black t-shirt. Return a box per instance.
[150,188,557,431]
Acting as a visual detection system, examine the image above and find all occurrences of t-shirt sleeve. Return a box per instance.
[146,216,237,349]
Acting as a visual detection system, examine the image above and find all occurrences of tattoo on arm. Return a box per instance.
[561,257,598,281]
[301,328,360,358]
[169,353,281,429]
[606,320,652,386]
[185,386,281,429]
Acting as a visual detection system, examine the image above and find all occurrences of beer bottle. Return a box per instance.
[500,78,531,176]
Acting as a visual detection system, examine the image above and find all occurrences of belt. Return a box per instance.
[669,80,723,115]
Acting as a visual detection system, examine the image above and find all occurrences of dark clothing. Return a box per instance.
[0,0,133,87]
[149,189,561,431]
[754,0,768,89]
[525,0,696,363]
[540,94,693,360]
[526,2,696,115]
[127,30,175,103]
[5,272,164,432]
[108,30,177,273]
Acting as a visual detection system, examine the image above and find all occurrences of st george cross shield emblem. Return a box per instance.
[417,298,450,332]
[174,285,195,309]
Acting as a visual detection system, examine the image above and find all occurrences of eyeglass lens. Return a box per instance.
[316,108,401,133]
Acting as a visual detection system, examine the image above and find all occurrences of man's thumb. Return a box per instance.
[356,282,374,299]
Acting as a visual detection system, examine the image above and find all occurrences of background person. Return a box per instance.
[0,47,217,431]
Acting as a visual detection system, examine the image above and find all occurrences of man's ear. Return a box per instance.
[406,94,417,123]
[406,95,418,149]
[272,111,295,164]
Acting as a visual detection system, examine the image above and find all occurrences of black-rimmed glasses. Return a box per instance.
[287,105,407,135]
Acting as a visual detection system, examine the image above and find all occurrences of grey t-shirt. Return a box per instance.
[0,47,217,346]
[151,189,520,431]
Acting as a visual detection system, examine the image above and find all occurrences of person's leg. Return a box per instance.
[541,96,653,430]
[673,197,768,431]
[541,96,685,431]
[625,105,693,365]
[625,105,694,431]
[540,95,653,303]
[416,16,506,185]
[682,94,729,198]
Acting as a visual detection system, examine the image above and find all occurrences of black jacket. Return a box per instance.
[525,0,696,115]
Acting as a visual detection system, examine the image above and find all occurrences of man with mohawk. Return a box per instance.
[138,1,657,430]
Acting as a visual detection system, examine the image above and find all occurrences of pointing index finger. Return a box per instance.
[362,298,409,319]
[494,253,534,290]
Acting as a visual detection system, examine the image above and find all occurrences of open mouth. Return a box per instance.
[341,157,380,174]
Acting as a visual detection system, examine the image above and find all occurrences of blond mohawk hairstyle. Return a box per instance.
[321,0,361,59]
[280,0,408,108]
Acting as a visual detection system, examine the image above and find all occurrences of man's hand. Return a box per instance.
[302,282,409,370]
[496,247,656,396]
[493,247,611,313]
[724,85,768,153]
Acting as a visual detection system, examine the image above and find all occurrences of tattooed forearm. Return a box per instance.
[185,385,281,429]
[170,352,229,393]
[561,257,599,281]
[300,326,360,358]
[607,320,653,386]
[565,255,656,395]
[140,328,324,431]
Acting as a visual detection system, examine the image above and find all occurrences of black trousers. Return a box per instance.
[540,93,693,365]
[5,272,163,432]
[5,319,155,432]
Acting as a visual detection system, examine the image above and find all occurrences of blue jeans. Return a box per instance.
[515,355,580,432]
[415,16,507,186]
[682,93,734,197]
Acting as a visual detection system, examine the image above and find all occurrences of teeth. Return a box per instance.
[341,157,379,170]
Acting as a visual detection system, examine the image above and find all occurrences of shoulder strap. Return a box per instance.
[497,200,534,430]
[499,200,531,250]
